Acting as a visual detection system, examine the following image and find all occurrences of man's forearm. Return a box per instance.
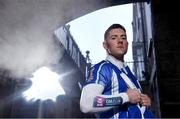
[80,84,129,113]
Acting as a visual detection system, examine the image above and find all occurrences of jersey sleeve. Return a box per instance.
[85,61,112,87]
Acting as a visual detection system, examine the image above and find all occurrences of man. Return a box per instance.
[80,24,155,118]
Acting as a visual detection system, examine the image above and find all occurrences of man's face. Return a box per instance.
[103,28,128,59]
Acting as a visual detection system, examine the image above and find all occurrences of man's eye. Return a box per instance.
[111,37,116,40]
[121,37,127,40]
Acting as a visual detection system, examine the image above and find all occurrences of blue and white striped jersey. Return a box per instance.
[85,55,155,118]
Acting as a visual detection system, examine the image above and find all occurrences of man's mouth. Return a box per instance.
[117,46,124,49]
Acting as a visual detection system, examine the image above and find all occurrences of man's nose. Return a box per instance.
[117,38,123,43]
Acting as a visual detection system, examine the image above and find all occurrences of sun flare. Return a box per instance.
[23,66,65,101]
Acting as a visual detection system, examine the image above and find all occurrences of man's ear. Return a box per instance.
[127,41,129,49]
[103,41,108,50]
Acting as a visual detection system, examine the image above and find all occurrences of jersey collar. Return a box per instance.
[106,55,127,70]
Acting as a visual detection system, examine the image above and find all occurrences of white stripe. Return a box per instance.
[111,71,119,94]
[111,70,119,119]
[95,62,106,84]
[120,73,136,89]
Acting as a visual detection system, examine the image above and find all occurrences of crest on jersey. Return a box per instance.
[88,67,94,80]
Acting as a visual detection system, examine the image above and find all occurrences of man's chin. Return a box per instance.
[118,51,127,56]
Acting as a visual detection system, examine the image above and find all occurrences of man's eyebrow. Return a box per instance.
[110,35,118,37]
[109,34,127,38]
[120,35,127,37]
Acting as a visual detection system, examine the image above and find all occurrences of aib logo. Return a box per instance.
[96,96,106,107]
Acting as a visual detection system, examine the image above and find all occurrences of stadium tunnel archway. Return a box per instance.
[0,0,150,118]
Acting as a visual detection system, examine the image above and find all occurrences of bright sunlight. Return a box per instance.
[23,66,65,101]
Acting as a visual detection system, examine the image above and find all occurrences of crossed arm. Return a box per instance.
[80,84,151,113]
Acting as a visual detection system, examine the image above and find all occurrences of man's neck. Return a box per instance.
[114,56,124,62]
[106,55,125,69]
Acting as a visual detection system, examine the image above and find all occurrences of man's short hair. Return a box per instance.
[104,24,126,40]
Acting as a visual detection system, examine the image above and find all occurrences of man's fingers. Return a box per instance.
[140,94,151,106]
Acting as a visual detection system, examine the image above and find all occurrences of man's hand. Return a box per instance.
[127,88,141,104]
[140,94,151,107]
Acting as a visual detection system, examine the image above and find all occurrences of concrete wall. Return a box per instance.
[151,0,180,117]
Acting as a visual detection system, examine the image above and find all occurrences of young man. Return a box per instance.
[80,24,155,118]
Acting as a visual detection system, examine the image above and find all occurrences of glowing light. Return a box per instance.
[23,66,65,101]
